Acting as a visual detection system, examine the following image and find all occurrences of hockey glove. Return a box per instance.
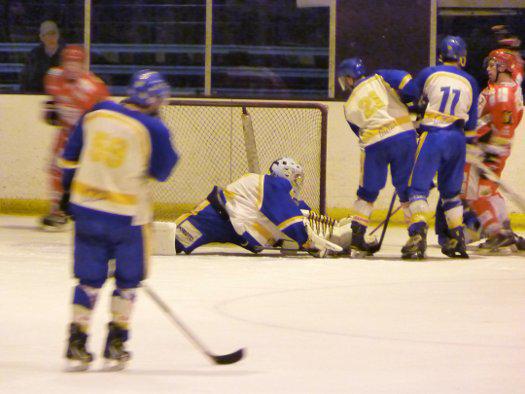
[43,100,60,126]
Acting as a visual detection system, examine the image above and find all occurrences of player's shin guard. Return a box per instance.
[102,288,135,367]
[470,197,502,237]
[490,194,509,223]
[408,198,430,227]
[442,196,463,230]
[463,208,482,244]
[72,284,100,333]
[351,198,374,227]
[402,197,430,258]
[110,288,136,330]
[401,202,411,225]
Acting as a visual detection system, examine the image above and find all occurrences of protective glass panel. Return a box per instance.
[0,2,83,93]
[211,1,329,98]
[437,8,525,86]
[90,1,206,96]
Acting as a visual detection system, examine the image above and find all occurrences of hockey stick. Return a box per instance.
[142,284,245,365]
[469,157,525,212]
[376,192,397,250]
[241,107,261,173]
[370,204,402,235]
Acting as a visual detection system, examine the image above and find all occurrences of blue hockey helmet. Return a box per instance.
[336,57,366,91]
[127,69,171,107]
[438,36,467,67]
[337,57,366,79]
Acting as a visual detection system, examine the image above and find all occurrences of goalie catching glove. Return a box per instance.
[302,216,343,258]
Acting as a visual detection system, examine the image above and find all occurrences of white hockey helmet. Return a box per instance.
[269,157,304,197]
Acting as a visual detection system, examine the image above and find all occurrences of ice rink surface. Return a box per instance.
[1,215,524,394]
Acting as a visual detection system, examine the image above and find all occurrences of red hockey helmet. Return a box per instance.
[61,44,85,64]
[487,48,518,76]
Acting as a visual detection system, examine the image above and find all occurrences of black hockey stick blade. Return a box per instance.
[207,348,245,365]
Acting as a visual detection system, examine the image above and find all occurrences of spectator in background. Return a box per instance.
[19,20,64,93]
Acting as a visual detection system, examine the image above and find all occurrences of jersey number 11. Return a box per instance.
[439,86,461,115]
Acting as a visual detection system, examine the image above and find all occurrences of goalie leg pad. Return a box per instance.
[329,221,353,251]
[153,221,177,256]
[174,204,242,254]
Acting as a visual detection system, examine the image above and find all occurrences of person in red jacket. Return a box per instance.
[463,49,524,251]
[42,44,109,230]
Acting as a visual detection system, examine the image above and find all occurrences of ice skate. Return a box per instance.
[349,222,379,256]
[65,323,93,372]
[103,322,131,371]
[477,231,516,255]
[513,233,525,252]
[441,227,469,258]
[40,211,70,232]
[401,224,427,259]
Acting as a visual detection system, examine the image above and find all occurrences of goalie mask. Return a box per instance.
[269,157,304,199]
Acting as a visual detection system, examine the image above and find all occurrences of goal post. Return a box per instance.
[154,100,327,220]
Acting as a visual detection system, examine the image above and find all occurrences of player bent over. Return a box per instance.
[404,36,480,259]
[460,49,523,252]
[59,70,178,370]
[175,158,343,257]
[336,57,418,255]
[42,45,109,230]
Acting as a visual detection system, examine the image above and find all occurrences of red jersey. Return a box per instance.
[476,80,523,149]
[44,67,109,128]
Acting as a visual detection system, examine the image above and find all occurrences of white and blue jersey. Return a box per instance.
[409,64,480,202]
[60,100,178,289]
[413,64,479,138]
[344,69,418,147]
[344,69,418,204]
[175,173,310,254]
[61,100,178,226]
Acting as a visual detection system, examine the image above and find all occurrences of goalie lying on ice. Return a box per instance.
[168,158,347,257]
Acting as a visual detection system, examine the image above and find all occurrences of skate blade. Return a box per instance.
[475,246,514,256]
[102,359,128,372]
[402,252,425,260]
[64,359,91,372]
[350,249,374,258]
[40,222,72,233]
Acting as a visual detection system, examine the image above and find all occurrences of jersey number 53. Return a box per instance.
[89,131,128,168]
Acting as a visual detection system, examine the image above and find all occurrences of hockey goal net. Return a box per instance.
[154,100,327,220]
